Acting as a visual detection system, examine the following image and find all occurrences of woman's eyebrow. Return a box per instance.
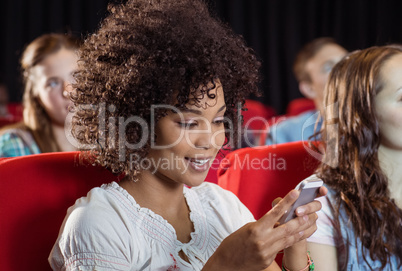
[181,105,226,115]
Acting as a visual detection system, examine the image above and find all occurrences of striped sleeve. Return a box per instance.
[0,131,40,157]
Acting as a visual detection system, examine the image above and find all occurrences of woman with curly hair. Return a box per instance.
[49,0,326,270]
[0,33,80,157]
[307,45,402,270]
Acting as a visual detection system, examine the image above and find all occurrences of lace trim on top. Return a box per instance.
[102,182,213,267]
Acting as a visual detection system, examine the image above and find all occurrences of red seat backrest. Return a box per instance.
[203,148,231,184]
[242,99,276,132]
[217,141,321,220]
[255,114,288,146]
[6,103,23,120]
[286,98,316,117]
[0,152,122,271]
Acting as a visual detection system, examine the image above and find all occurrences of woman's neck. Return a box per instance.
[378,145,402,207]
[51,124,77,152]
[119,169,187,216]
[119,170,194,244]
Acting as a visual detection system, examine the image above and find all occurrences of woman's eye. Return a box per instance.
[322,62,334,74]
[178,122,197,128]
[213,119,225,125]
[47,79,62,88]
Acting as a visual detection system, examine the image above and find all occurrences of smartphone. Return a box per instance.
[278,176,323,224]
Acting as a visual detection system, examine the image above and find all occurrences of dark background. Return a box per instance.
[1,0,402,114]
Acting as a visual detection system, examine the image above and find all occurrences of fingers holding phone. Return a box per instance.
[208,178,327,270]
[274,176,327,245]
[279,176,323,224]
[207,189,305,271]
[293,185,327,218]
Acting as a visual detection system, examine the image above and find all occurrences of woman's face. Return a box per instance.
[375,53,402,150]
[32,48,78,126]
[144,80,226,187]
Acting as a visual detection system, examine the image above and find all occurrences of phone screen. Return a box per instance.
[278,177,323,224]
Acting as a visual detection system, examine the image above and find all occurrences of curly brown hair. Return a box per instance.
[317,46,402,269]
[71,0,261,176]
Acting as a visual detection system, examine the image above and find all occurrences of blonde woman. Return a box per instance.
[0,33,80,157]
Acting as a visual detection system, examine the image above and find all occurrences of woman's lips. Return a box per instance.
[184,157,212,172]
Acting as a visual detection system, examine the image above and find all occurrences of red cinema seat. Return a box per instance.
[255,114,288,146]
[0,103,24,128]
[217,141,321,220]
[204,148,231,184]
[0,152,122,271]
[286,98,316,117]
[242,99,276,132]
[6,103,23,120]
[217,141,321,266]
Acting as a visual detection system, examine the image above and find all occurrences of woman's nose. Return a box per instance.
[192,126,213,150]
[62,82,73,99]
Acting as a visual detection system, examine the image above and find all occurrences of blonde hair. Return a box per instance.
[20,33,80,152]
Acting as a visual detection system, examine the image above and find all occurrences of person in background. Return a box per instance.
[49,0,326,270]
[0,33,80,157]
[307,45,402,270]
[0,78,9,117]
[266,37,347,145]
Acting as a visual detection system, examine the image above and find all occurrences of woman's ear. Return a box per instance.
[299,81,317,99]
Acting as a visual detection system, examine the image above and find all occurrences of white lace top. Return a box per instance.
[49,182,255,271]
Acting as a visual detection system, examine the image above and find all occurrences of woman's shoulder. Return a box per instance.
[57,182,135,246]
[0,125,40,157]
[0,124,27,137]
[66,182,129,218]
[50,183,133,270]
[189,182,255,225]
[190,182,242,205]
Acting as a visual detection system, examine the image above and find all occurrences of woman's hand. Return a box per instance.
[281,186,328,270]
[203,186,327,271]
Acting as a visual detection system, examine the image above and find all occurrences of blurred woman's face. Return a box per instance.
[32,48,78,126]
[375,53,402,150]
